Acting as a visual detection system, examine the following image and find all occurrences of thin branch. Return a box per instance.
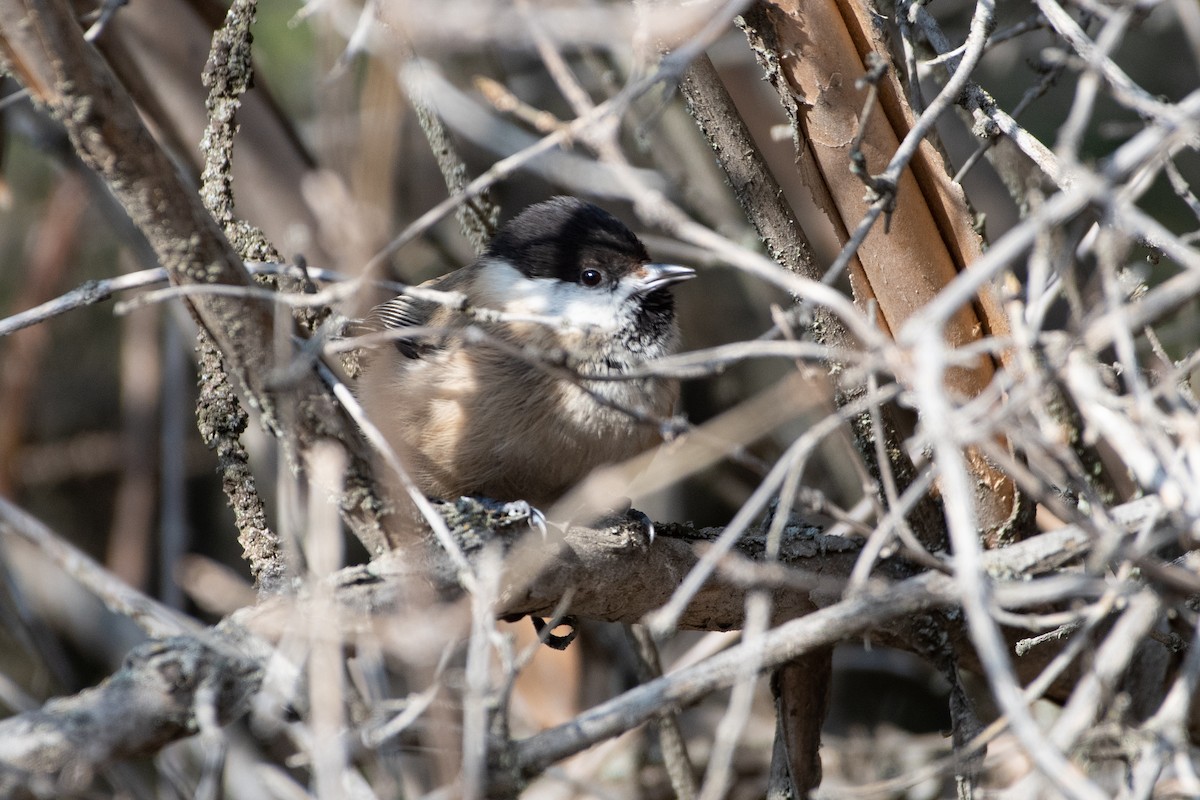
[0,630,262,789]
[0,490,1163,785]
[900,89,1200,340]
[626,624,697,800]
[911,4,1066,187]
[0,497,199,640]
[509,568,958,787]
[912,326,1109,800]
[677,53,821,282]
[0,0,394,554]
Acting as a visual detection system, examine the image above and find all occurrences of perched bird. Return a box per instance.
[357,196,694,507]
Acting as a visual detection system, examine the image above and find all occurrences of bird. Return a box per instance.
[356,196,695,508]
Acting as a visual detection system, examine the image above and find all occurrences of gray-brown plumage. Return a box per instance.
[357,197,694,507]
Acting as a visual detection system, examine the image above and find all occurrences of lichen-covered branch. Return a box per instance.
[0,0,393,555]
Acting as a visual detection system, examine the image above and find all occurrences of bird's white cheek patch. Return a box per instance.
[548,285,630,332]
[472,259,631,333]
[473,260,554,317]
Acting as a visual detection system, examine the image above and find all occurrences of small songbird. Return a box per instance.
[357,196,695,507]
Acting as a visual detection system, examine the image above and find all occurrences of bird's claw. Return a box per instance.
[499,499,548,538]
[625,507,655,544]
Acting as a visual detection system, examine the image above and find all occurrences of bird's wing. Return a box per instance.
[361,294,437,359]
[364,292,432,331]
[355,269,474,359]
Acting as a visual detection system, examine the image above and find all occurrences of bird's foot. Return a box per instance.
[497,499,548,537]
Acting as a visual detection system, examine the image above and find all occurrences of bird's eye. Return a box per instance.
[580,268,604,287]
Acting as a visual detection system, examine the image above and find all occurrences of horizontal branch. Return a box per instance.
[510,568,957,784]
[0,496,1165,784]
[0,633,261,793]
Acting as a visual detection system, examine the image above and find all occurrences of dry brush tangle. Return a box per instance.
[1,0,1200,799]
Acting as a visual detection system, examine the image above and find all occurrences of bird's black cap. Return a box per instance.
[485,196,649,285]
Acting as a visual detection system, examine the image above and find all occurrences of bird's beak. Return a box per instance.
[634,263,696,293]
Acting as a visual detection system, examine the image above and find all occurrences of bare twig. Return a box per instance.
[0,497,199,640]
[0,634,261,793]
[626,624,697,800]
[0,0,394,554]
